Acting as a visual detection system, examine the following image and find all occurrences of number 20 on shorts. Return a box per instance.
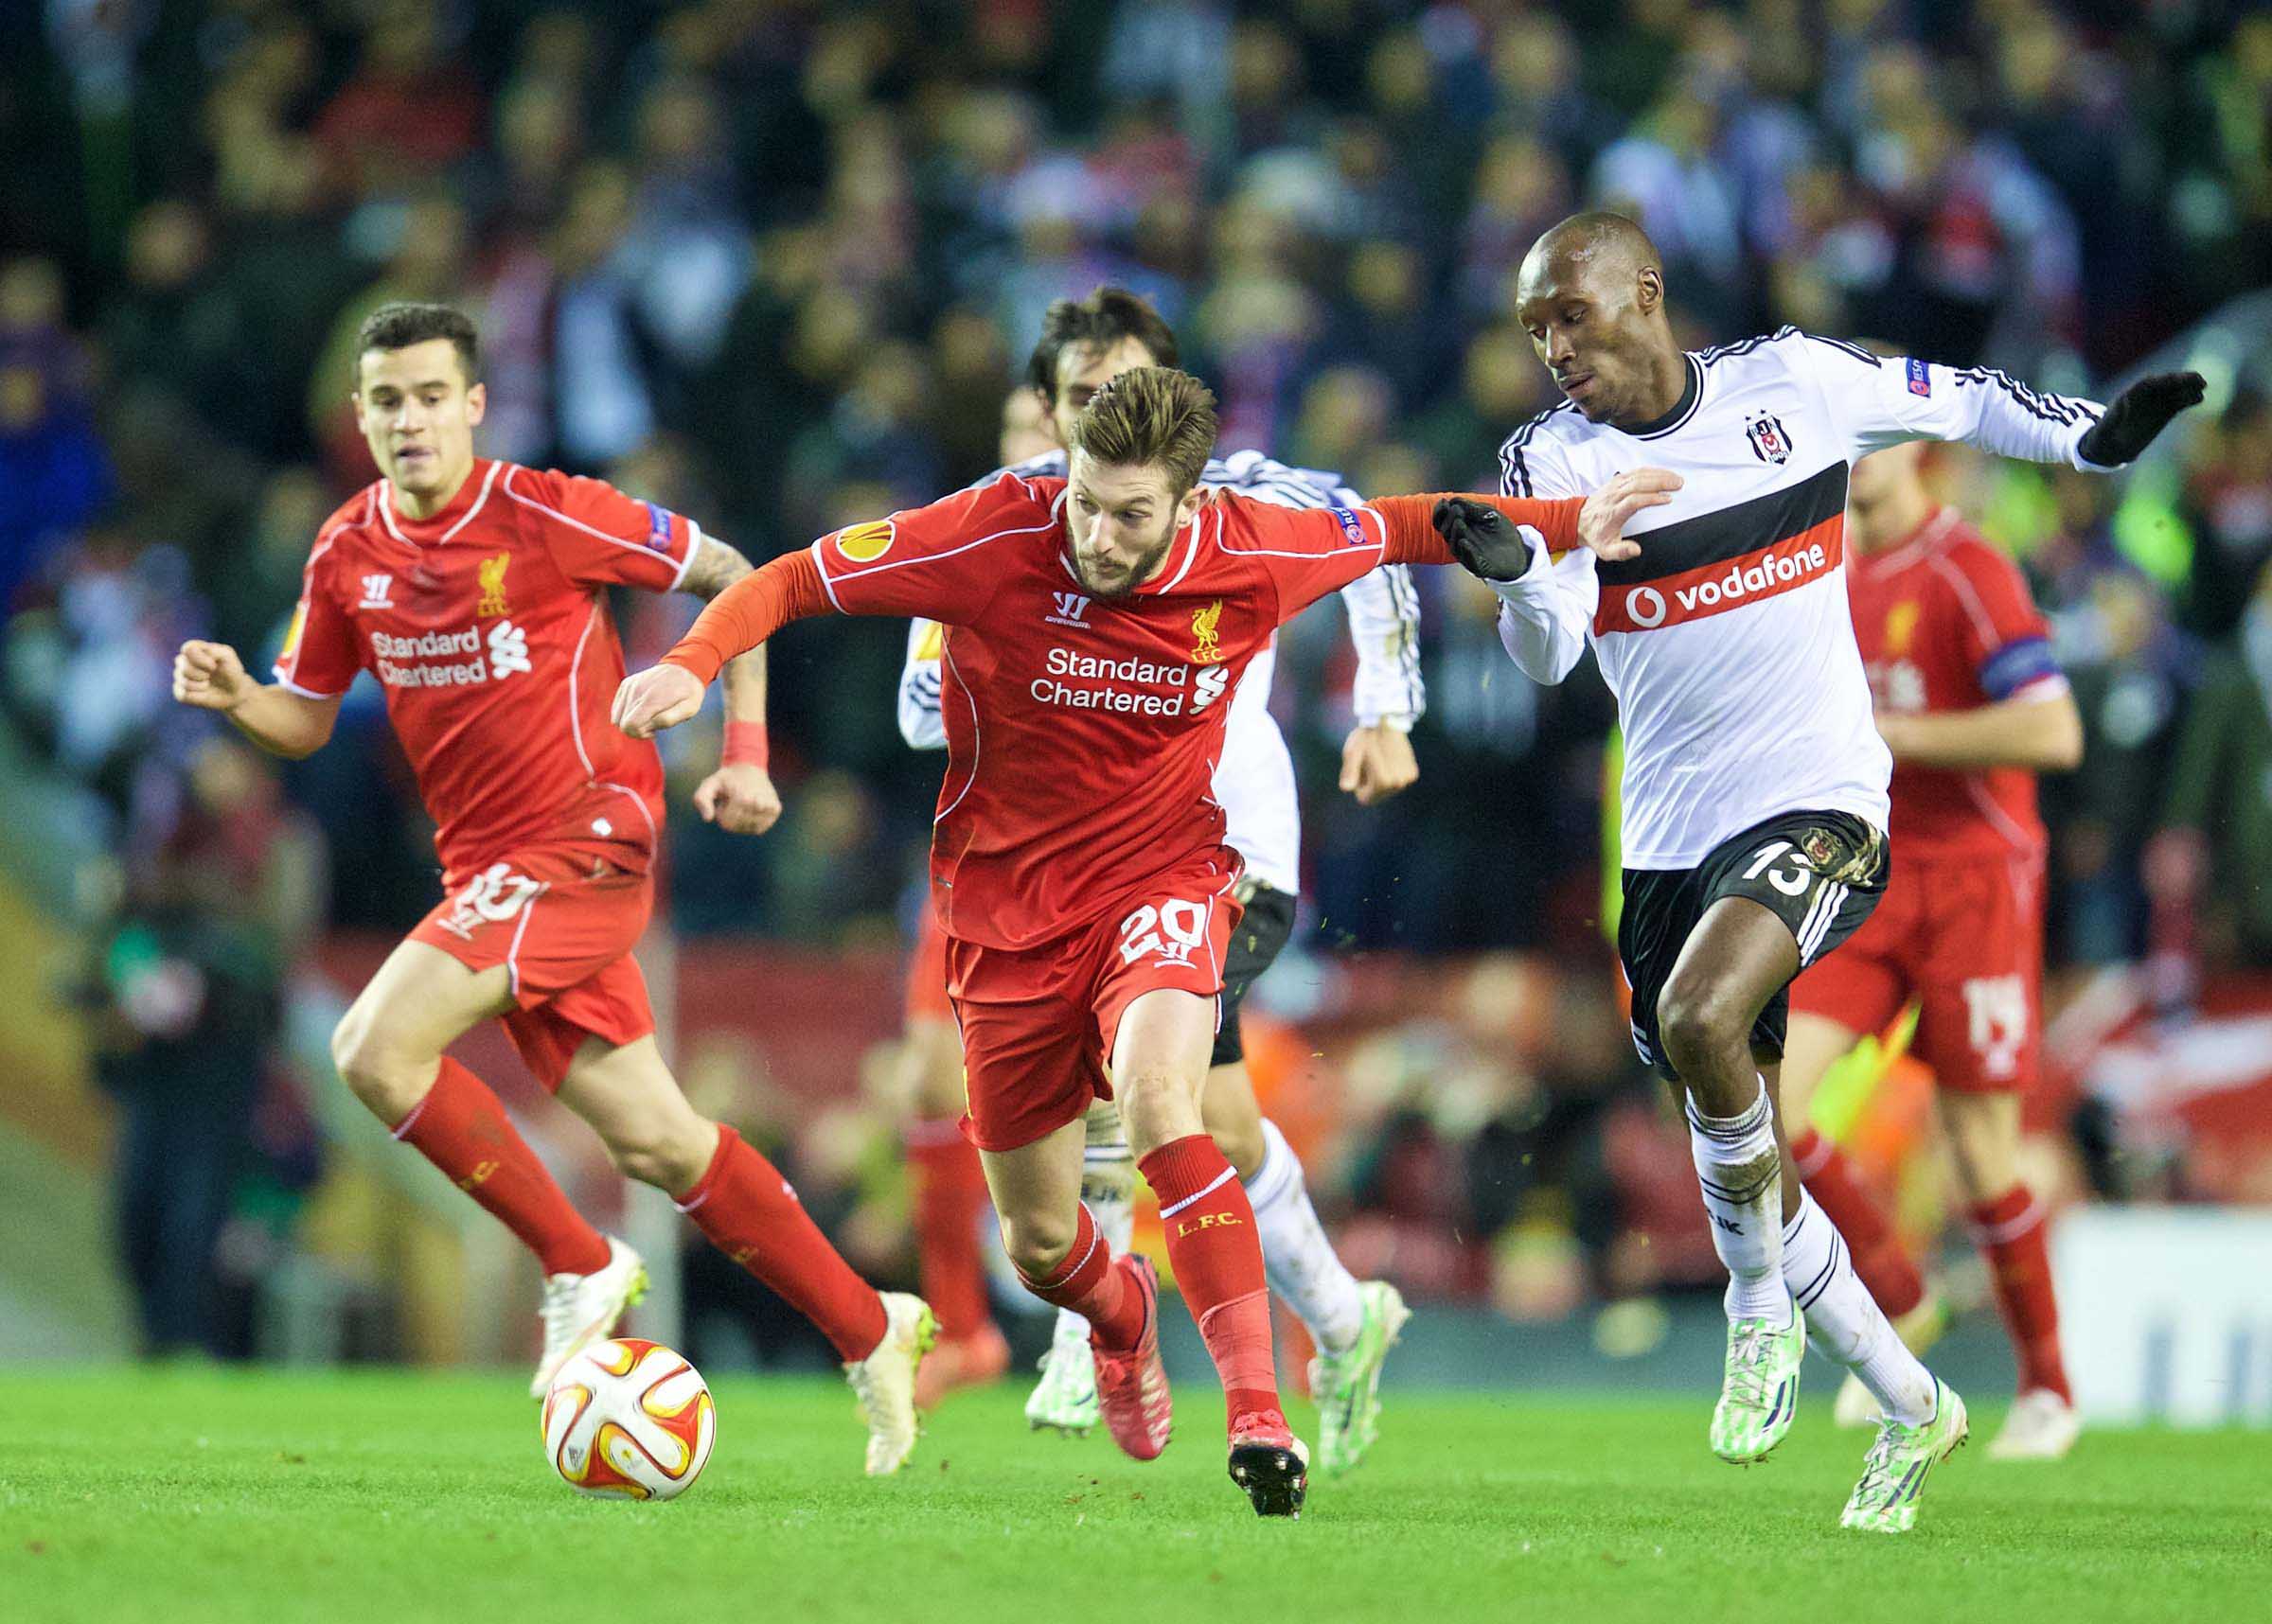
[1119,897,1208,967]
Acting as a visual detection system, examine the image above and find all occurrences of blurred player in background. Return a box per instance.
[616,364,1662,1515]
[1784,435,2085,1459]
[171,302,932,1474]
[896,289,1422,1480]
[1469,210,2200,1529]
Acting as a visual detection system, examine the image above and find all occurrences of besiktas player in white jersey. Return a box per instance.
[1458,211,2203,1533]
[898,289,1423,1474]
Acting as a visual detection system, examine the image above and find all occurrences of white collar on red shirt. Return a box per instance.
[377,458,506,546]
[1852,504,1964,581]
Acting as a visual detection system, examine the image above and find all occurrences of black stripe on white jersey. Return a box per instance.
[1498,400,1579,498]
[1950,368,2102,428]
[1596,460,1850,588]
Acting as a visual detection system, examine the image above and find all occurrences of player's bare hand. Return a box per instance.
[1339,722,1418,805]
[693,763,783,837]
[173,641,251,711]
[1577,468,1682,562]
[612,663,704,738]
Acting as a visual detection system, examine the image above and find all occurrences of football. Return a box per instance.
[541,1338,717,1501]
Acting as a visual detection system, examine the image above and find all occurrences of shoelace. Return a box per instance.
[1725,1321,1779,1411]
[538,1275,586,1350]
[1851,1426,1907,1504]
[845,1350,903,1436]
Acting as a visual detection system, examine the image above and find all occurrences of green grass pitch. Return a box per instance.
[2,1368,2261,1623]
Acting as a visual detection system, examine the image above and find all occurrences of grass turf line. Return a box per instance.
[0,1369,2261,1624]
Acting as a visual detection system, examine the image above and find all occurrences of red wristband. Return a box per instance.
[721,720,769,771]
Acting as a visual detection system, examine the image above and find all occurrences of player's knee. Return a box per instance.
[999,1208,1079,1282]
[330,1008,423,1120]
[603,1119,715,1192]
[1656,979,1747,1076]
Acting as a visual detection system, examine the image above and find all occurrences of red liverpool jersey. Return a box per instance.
[811,470,1424,950]
[1847,507,2065,859]
[275,458,704,877]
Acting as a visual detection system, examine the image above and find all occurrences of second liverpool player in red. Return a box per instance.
[616,366,1673,1516]
[173,302,932,1473]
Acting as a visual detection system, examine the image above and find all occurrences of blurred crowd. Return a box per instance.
[5,1,2272,1352]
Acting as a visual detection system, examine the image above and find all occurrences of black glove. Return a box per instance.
[2077,371,2207,468]
[1435,497,1537,583]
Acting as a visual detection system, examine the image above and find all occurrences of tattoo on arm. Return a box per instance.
[685,539,767,725]
[683,537,754,601]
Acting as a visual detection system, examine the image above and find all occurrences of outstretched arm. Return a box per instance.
[1800,334,2205,469]
[615,551,833,739]
[677,537,780,835]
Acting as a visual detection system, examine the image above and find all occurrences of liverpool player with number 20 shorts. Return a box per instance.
[1458,212,2201,1531]
[616,365,1669,1517]
[901,289,1424,1475]
[1785,437,2086,1459]
[171,303,932,1474]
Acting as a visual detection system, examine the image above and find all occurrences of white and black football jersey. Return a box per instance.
[1491,328,2104,870]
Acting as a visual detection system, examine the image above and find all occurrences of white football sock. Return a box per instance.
[1687,1081,1793,1326]
[1056,1101,1135,1342]
[1782,1189,1937,1424]
[1245,1118,1365,1354]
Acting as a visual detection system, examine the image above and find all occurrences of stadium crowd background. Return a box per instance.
[4,0,2269,1365]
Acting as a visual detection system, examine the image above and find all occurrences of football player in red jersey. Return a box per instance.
[617,365,1672,1515]
[171,303,932,1473]
[1784,436,2086,1459]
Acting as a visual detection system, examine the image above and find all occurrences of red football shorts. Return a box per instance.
[904,899,952,1023]
[1790,850,2043,1094]
[409,844,657,1091]
[946,856,1244,1152]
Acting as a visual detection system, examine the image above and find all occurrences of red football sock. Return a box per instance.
[1016,1202,1146,1350]
[1969,1185,2072,1403]
[1792,1126,1925,1318]
[906,1122,996,1341]
[675,1126,889,1362]
[1142,1134,1278,1424]
[392,1057,610,1278]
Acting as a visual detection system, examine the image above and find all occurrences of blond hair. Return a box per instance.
[1066,365,1219,495]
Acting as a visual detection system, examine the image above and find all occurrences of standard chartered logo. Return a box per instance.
[369,620,531,687]
[1030,645,1216,716]
[488,620,530,677]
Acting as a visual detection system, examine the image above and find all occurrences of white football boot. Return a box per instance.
[1987,1388,2082,1460]
[531,1236,648,1397]
[1024,1308,1102,1436]
[844,1292,937,1475]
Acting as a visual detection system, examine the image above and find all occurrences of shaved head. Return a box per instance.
[1513,210,1687,429]
[1525,211,1663,285]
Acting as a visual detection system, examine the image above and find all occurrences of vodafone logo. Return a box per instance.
[1603,536,1837,634]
